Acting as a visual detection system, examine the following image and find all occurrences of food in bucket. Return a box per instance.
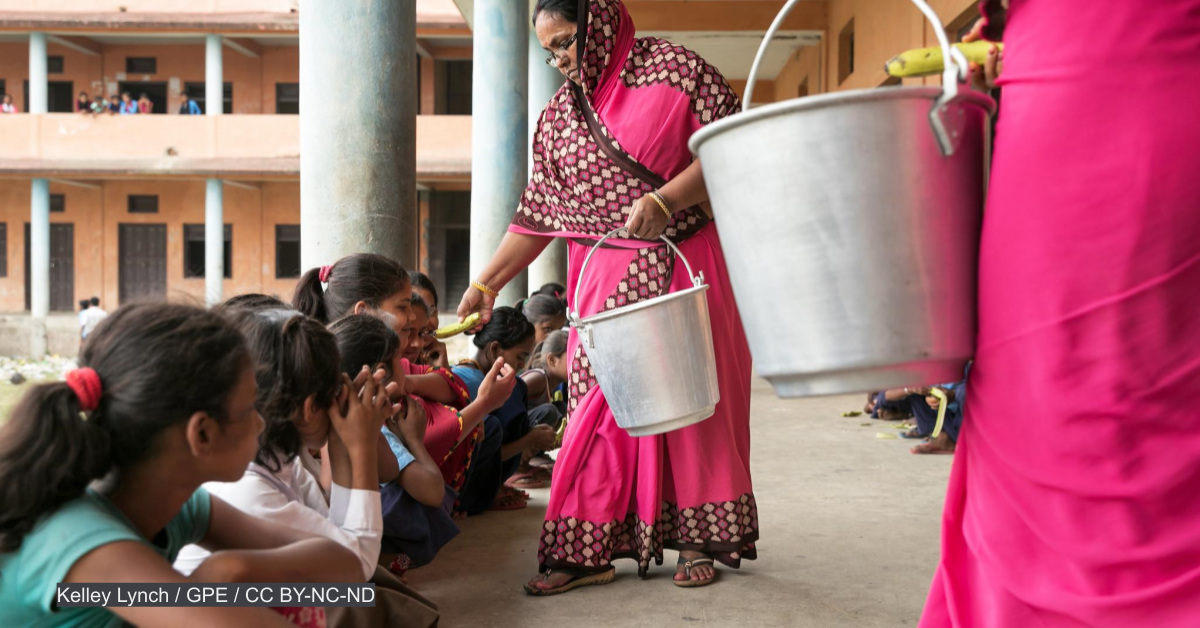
[435,312,482,339]
[884,41,1004,78]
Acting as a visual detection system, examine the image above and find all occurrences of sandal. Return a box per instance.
[911,442,955,455]
[674,555,718,588]
[490,493,528,511]
[899,428,928,440]
[505,471,546,490]
[523,567,617,596]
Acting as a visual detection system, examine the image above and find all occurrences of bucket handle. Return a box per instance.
[742,0,971,157]
[568,228,705,335]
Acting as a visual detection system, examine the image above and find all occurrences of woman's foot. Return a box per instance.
[674,551,717,587]
[524,567,617,596]
[911,432,956,455]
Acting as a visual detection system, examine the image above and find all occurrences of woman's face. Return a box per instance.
[536,12,581,86]
[534,313,567,345]
[402,306,429,363]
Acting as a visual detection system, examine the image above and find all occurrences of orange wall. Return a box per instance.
[0,41,300,115]
[771,0,978,99]
[0,179,300,312]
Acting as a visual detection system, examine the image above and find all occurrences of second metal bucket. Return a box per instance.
[688,0,996,397]
[568,229,720,437]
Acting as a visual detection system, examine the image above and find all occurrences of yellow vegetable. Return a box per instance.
[434,312,482,340]
[884,41,1004,78]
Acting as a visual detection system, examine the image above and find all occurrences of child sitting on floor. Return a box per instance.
[453,307,557,511]
[518,294,568,345]
[0,303,361,628]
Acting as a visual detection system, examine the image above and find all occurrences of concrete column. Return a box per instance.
[205,179,224,307]
[29,179,49,357]
[205,34,223,116]
[470,0,529,306]
[28,32,47,114]
[526,28,568,293]
[299,0,417,270]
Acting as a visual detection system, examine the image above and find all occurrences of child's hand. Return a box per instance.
[394,397,429,446]
[529,424,557,451]
[477,357,517,411]
[424,340,450,370]
[329,369,390,456]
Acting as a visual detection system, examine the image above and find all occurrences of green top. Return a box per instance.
[0,487,211,628]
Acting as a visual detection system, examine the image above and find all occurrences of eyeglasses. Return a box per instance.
[544,31,579,67]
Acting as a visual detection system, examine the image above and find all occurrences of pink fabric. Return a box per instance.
[540,224,756,574]
[921,1,1200,626]
[400,358,478,491]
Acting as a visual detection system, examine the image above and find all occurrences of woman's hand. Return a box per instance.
[962,19,1002,92]
[625,193,670,240]
[477,357,518,412]
[457,285,497,330]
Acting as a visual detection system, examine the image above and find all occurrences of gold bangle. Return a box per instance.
[471,280,500,299]
[648,191,673,220]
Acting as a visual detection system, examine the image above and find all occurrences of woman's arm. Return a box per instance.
[64,541,294,628]
[626,159,711,240]
[406,373,458,405]
[457,231,554,326]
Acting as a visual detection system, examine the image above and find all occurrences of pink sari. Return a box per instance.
[922,1,1200,625]
[510,0,755,576]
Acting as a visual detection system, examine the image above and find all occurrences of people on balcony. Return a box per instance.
[179,92,202,115]
[0,94,15,114]
[137,93,153,114]
[75,91,90,113]
[118,92,138,115]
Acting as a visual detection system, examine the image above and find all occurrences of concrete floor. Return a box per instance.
[414,378,952,627]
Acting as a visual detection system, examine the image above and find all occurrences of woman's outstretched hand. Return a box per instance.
[626,194,670,240]
[457,284,497,332]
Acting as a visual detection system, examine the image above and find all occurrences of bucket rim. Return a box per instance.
[574,284,710,327]
[688,85,996,155]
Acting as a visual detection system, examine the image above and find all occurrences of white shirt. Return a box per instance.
[173,454,382,581]
[80,307,108,339]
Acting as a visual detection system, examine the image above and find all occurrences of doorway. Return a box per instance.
[23,80,74,113]
[24,223,75,312]
[117,81,168,114]
[118,224,167,304]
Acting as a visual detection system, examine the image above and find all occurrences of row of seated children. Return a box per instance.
[0,253,567,628]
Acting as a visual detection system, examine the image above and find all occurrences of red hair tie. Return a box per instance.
[66,367,102,412]
[318,265,333,283]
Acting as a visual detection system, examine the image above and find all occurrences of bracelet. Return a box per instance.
[471,280,500,299]
[648,191,673,220]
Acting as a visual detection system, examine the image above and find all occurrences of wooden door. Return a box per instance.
[24,223,75,312]
[118,224,167,304]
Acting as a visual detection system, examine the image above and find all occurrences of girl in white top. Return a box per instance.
[175,306,395,582]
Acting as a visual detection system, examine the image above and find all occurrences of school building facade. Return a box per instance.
[0,0,977,355]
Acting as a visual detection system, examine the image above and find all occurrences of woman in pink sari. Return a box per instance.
[922,1,1200,625]
[456,0,755,595]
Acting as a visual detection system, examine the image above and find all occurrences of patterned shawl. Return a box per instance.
[510,0,741,248]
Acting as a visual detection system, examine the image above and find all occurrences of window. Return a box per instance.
[445,61,472,115]
[183,224,233,279]
[47,56,64,74]
[838,19,855,85]
[183,82,233,114]
[798,78,809,99]
[276,83,299,114]
[0,223,7,277]
[127,195,159,214]
[126,57,157,74]
[0,80,6,99]
[275,225,301,278]
[49,194,65,213]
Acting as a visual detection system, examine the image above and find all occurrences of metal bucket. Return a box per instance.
[568,229,720,437]
[688,0,996,398]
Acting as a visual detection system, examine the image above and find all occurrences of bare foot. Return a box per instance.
[911,432,956,455]
[674,550,716,584]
